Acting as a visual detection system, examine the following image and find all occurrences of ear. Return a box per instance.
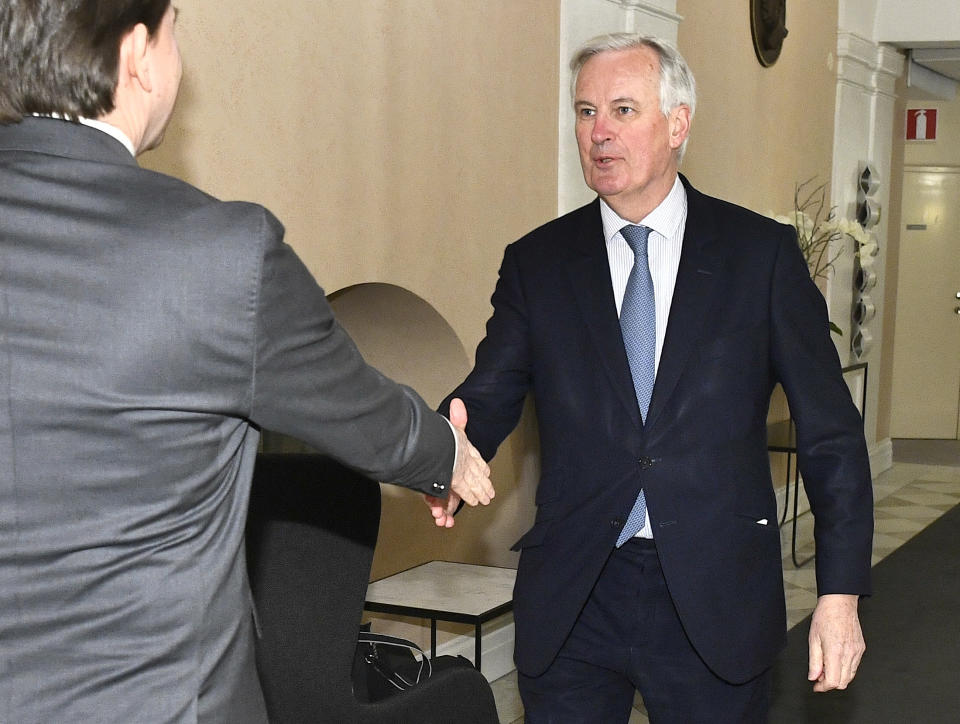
[118,23,153,93]
[668,104,691,151]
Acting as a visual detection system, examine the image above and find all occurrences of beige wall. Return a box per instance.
[676,1,838,215]
[141,0,559,650]
[141,0,559,611]
[138,0,869,647]
[676,2,840,426]
[142,0,559,351]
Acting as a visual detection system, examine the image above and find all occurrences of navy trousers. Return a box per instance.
[517,538,772,723]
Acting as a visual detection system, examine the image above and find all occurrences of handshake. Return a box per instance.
[425,398,494,528]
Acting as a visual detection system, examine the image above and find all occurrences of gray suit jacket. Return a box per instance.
[0,117,454,723]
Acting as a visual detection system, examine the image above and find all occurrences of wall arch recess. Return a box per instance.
[259,282,477,579]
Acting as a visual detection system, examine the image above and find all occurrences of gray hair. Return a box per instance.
[569,34,696,160]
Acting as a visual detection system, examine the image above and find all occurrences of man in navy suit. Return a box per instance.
[427,34,872,723]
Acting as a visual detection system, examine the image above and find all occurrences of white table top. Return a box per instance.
[365,560,516,618]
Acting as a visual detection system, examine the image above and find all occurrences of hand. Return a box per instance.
[423,490,461,528]
[424,399,494,528]
[807,593,865,692]
[445,398,494,514]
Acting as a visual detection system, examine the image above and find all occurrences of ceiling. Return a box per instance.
[909,45,960,82]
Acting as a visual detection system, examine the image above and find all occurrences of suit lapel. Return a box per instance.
[644,180,724,431]
[564,201,645,431]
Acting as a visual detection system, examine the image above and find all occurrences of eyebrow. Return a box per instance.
[573,97,640,108]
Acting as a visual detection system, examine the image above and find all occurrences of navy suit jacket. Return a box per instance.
[444,176,873,684]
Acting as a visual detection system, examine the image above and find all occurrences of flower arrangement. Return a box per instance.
[768,178,878,334]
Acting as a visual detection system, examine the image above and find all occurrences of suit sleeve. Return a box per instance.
[441,242,533,461]
[768,227,873,596]
[247,211,455,494]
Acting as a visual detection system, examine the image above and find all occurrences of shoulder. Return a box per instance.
[124,168,285,254]
[682,176,795,263]
[107,170,290,311]
[506,200,601,259]
[684,177,790,236]
[140,168,281,230]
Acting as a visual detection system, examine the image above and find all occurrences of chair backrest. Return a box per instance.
[245,453,381,722]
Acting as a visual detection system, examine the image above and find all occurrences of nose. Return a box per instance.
[590,112,613,145]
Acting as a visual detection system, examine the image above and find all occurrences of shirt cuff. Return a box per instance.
[443,416,459,477]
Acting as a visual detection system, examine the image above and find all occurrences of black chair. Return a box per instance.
[245,453,500,723]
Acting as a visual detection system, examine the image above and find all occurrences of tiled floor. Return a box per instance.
[489,444,960,724]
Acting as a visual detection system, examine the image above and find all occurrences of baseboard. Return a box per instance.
[434,613,515,683]
[870,437,893,477]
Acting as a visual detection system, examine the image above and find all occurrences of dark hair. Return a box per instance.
[0,0,170,124]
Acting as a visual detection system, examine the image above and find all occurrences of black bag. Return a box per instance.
[352,624,474,702]
[353,627,429,702]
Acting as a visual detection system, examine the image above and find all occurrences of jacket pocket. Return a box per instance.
[510,518,553,551]
[734,512,774,525]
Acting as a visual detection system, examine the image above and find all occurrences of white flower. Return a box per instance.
[795,211,817,239]
[774,178,878,282]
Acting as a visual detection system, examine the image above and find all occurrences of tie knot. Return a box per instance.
[621,224,651,258]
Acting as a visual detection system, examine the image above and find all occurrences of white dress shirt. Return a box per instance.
[599,175,688,537]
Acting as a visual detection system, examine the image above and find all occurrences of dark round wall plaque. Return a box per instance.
[750,0,788,67]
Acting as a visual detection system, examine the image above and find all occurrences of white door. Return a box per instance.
[890,167,960,439]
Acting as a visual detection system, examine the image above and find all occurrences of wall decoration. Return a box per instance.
[766,177,871,337]
[852,162,881,360]
[750,0,788,67]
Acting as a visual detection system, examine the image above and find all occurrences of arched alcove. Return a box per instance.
[259,282,470,454]
[327,283,471,407]
[262,283,473,574]
[259,282,538,655]
[329,284,537,667]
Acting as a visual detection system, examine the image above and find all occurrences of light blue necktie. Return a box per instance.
[616,224,655,547]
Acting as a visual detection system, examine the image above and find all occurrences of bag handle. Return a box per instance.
[357,631,433,688]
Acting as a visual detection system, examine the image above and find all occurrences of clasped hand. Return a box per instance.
[424,398,493,527]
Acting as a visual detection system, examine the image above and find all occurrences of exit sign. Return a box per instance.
[906,108,938,141]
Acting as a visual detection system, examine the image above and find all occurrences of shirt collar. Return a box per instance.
[599,175,686,244]
[31,113,136,157]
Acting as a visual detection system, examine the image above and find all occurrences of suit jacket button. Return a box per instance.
[638,456,653,469]
[610,519,622,529]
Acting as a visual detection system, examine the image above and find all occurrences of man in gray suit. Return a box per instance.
[0,2,493,722]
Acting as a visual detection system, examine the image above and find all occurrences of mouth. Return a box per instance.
[593,154,619,167]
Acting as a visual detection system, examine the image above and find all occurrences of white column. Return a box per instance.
[558,0,682,214]
[830,30,903,467]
